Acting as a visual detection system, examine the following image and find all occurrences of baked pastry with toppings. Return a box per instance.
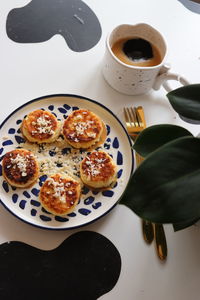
[62,109,104,149]
[2,149,39,188]
[80,151,117,189]
[39,173,81,215]
[21,109,61,143]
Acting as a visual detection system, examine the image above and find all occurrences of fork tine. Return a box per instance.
[135,107,143,127]
[124,107,134,127]
[123,108,131,128]
[126,107,136,127]
[130,107,139,127]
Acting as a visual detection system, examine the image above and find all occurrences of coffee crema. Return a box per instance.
[111,37,162,67]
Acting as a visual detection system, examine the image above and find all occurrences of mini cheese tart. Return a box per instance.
[21,109,61,143]
[2,149,39,188]
[80,151,117,189]
[39,173,81,216]
[62,109,104,149]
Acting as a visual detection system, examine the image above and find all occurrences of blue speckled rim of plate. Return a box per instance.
[0,94,134,230]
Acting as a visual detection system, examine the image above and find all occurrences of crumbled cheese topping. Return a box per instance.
[46,177,71,203]
[32,115,55,135]
[74,121,94,136]
[84,154,106,178]
[10,154,29,176]
[67,120,97,142]
[75,114,83,120]
[87,132,96,138]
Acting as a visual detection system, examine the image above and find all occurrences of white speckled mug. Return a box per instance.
[102,23,189,95]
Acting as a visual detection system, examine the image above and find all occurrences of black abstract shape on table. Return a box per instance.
[178,0,200,13]
[0,231,121,300]
[6,0,102,52]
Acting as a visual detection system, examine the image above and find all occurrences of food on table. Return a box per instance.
[62,109,104,149]
[2,149,39,188]
[21,109,61,143]
[80,150,117,189]
[39,173,81,215]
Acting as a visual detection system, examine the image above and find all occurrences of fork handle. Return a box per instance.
[142,219,154,244]
[154,224,167,261]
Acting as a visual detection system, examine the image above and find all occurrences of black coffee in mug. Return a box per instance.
[111,37,162,67]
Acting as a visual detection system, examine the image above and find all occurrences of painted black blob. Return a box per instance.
[0,231,121,300]
[178,0,200,14]
[6,0,102,52]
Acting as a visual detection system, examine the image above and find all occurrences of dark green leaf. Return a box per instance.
[120,136,200,224]
[167,84,200,121]
[133,124,192,157]
[173,218,200,232]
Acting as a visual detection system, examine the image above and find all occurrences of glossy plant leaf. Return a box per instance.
[133,124,192,157]
[120,136,200,224]
[173,217,200,232]
[167,84,200,121]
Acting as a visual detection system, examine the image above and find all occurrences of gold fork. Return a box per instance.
[124,106,167,261]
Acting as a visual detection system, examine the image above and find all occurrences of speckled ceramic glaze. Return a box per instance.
[102,23,189,95]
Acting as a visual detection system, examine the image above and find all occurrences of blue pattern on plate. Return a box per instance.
[40,215,52,222]
[92,202,102,209]
[48,105,54,111]
[42,207,51,214]
[55,216,69,222]
[8,128,15,134]
[117,169,123,178]
[67,212,76,217]
[63,103,71,110]
[23,191,31,198]
[12,193,18,203]
[104,142,110,150]
[117,151,123,165]
[58,107,67,114]
[30,199,41,207]
[84,196,95,205]
[113,182,118,188]
[102,190,114,197]
[31,188,40,197]
[92,190,99,195]
[78,208,91,216]
[52,112,57,118]
[39,175,48,186]
[3,181,9,193]
[112,137,119,149]
[2,140,13,146]
[72,106,79,111]
[31,209,37,216]
[106,125,110,135]
[15,135,25,144]
[82,186,90,195]
[0,100,128,228]
[19,200,26,209]
[0,155,5,162]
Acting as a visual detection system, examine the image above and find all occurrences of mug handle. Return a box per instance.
[153,64,190,92]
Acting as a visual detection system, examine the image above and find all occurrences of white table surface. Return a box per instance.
[1,1,200,299]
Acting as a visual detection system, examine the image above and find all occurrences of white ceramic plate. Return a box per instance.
[0,94,134,230]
